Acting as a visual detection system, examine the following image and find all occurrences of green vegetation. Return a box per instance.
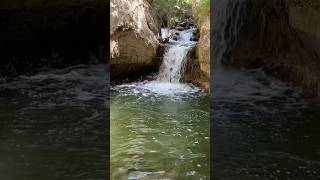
[151,0,193,26]
[193,0,210,17]
[150,0,209,26]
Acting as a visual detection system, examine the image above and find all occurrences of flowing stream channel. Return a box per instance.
[110,28,210,179]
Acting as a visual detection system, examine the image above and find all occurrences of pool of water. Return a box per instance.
[110,81,210,179]
[213,67,320,179]
[0,64,108,180]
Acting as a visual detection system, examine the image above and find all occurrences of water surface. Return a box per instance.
[111,27,210,180]
[213,67,320,179]
[111,82,210,179]
[0,64,108,179]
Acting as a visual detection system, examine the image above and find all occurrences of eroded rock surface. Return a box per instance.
[229,0,320,99]
[110,0,160,80]
[184,9,210,92]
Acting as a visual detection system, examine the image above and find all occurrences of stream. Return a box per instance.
[110,28,210,179]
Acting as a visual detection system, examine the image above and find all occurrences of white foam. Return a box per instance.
[113,80,203,98]
[157,28,196,83]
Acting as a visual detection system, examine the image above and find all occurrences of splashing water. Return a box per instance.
[111,27,210,179]
[113,28,200,97]
[157,28,196,83]
[160,28,169,39]
[157,45,191,83]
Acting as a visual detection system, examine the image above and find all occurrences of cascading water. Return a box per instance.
[157,28,196,83]
[111,27,210,179]
[113,28,202,96]
[212,0,246,67]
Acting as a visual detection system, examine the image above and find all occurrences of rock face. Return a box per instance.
[0,0,105,78]
[227,0,320,99]
[196,16,210,91]
[110,0,160,80]
[184,10,210,92]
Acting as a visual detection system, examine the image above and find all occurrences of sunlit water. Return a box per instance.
[111,84,210,180]
[0,64,107,179]
[111,28,210,179]
[213,67,320,179]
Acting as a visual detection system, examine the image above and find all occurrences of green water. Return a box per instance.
[110,84,210,180]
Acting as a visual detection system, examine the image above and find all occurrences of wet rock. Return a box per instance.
[227,0,320,98]
[190,32,199,41]
[184,8,210,92]
[179,22,187,28]
[173,35,179,41]
[176,26,184,31]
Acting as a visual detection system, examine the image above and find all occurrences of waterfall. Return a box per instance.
[113,28,201,97]
[212,0,246,67]
[161,28,169,39]
[157,28,197,83]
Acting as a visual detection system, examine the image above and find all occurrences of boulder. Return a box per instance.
[110,0,161,80]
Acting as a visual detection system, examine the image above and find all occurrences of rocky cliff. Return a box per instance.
[184,7,210,92]
[196,15,210,91]
[228,0,320,99]
[110,0,160,80]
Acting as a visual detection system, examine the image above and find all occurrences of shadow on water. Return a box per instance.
[212,67,320,179]
[0,64,108,180]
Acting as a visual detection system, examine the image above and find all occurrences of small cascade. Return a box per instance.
[161,28,169,40]
[112,27,201,97]
[157,28,197,83]
[212,0,246,67]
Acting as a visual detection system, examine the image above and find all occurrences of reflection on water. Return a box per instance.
[0,64,108,179]
[111,82,210,180]
[213,67,320,179]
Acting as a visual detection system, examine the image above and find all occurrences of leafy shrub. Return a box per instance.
[193,0,210,18]
[151,0,193,26]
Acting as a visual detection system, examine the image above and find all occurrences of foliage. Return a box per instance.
[150,0,209,26]
[193,0,210,18]
[151,0,193,26]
